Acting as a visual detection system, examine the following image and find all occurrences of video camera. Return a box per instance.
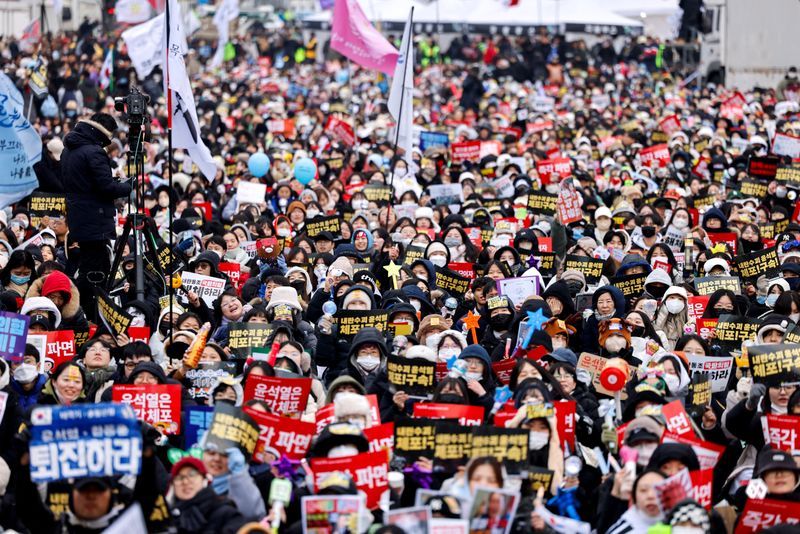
[114,87,150,144]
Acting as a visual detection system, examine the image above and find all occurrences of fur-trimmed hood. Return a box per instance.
[26,274,82,320]
[20,296,62,328]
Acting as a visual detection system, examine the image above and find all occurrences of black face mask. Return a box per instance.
[158,320,172,337]
[641,226,657,238]
[565,281,583,297]
[438,394,465,405]
[166,341,190,362]
[631,326,646,338]
[711,307,734,319]
[490,313,512,331]
[290,280,307,297]
[741,239,764,253]
[648,284,668,299]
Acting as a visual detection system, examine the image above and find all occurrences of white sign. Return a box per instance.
[497,276,540,307]
[179,272,226,307]
[688,355,734,393]
[236,181,267,205]
[772,132,800,158]
[532,96,555,113]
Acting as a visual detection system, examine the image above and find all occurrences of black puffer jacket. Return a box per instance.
[62,120,131,242]
[170,487,248,534]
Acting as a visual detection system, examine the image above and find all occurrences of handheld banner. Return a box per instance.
[112,384,182,434]
[203,403,260,460]
[243,374,312,417]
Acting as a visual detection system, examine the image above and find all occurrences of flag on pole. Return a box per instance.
[164,0,218,182]
[0,73,41,208]
[115,0,152,24]
[210,0,239,68]
[331,0,398,76]
[100,47,114,92]
[387,8,414,165]
[19,19,41,52]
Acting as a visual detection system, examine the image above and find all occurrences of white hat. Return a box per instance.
[704,258,730,275]
[415,206,434,221]
[266,286,302,312]
[405,344,437,362]
[334,392,372,424]
[595,206,612,220]
[749,135,767,147]
[459,172,476,183]
[47,137,64,161]
[663,286,688,301]
[767,278,790,293]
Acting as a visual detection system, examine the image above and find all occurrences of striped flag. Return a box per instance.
[99,47,114,92]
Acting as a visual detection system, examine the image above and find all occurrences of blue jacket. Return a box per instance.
[10,374,47,411]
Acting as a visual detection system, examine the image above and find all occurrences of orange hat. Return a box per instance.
[543,318,576,338]
[598,318,631,347]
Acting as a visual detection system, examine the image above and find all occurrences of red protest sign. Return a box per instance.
[736,498,800,534]
[315,394,381,434]
[527,120,554,134]
[218,262,242,290]
[192,201,212,222]
[493,401,517,428]
[413,403,484,426]
[659,115,681,137]
[690,468,713,510]
[687,296,710,321]
[43,330,76,369]
[557,187,583,225]
[764,414,800,452]
[492,358,517,386]
[451,141,482,164]
[127,326,150,344]
[707,232,738,255]
[725,91,747,108]
[324,116,356,146]
[662,400,695,438]
[448,262,475,279]
[639,144,671,168]
[697,318,718,340]
[243,375,312,417]
[536,158,572,183]
[479,140,503,159]
[554,400,576,451]
[311,449,390,509]
[112,384,182,434]
[243,406,315,462]
[364,421,394,453]
[538,237,552,253]
[662,432,725,470]
[267,118,295,138]
[435,361,449,383]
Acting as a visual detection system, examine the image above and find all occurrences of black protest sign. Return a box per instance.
[394,418,436,462]
[610,273,647,301]
[687,373,712,414]
[693,194,716,209]
[97,289,132,338]
[527,191,557,215]
[435,268,470,298]
[748,343,800,386]
[156,243,187,275]
[402,245,427,266]
[785,324,800,345]
[227,322,274,358]
[362,184,393,203]
[433,421,472,471]
[748,155,780,180]
[204,403,260,461]
[532,253,556,279]
[759,219,790,240]
[694,276,741,296]
[185,362,237,400]
[29,193,66,228]
[713,314,761,348]
[470,427,529,475]
[305,216,342,238]
[386,355,436,397]
[737,179,769,199]
[335,310,389,340]
[565,255,604,286]
[776,163,800,186]
[734,247,780,281]
[528,467,555,494]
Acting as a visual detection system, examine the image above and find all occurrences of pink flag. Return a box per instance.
[331,0,399,76]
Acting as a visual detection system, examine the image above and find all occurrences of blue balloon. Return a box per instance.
[294,158,317,185]
[248,152,270,178]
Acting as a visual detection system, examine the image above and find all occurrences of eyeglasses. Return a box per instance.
[173,471,203,483]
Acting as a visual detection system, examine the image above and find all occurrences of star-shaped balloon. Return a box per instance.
[522,308,548,349]
[271,454,302,479]
[464,310,481,344]
[527,254,540,269]
[384,261,402,290]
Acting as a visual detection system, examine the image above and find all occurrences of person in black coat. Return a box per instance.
[61,113,131,318]
[32,138,64,193]
[459,66,484,112]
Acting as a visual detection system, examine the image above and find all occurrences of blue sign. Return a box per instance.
[419,131,450,152]
[29,403,142,483]
[184,406,215,447]
[0,311,29,362]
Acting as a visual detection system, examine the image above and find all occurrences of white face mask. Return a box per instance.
[545,184,559,195]
[664,373,680,393]
[671,528,705,534]
[766,294,779,308]
[672,217,689,229]
[277,228,291,237]
[409,300,421,312]
[674,160,685,170]
[551,338,566,350]
[354,199,369,210]
[13,363,38,384]
[357,356,380,372]
[605,336,628,353]
[465,371,482,382]
[438,347,461,362]
[635,443,658,466]
[306,209,320,219]
[596,219,611,231]
[328,445,360,458]
[665,299,685,315]
[528,431,550,450]
[158,197,170,208]
[790,313,800,323]
[430,255,447,268]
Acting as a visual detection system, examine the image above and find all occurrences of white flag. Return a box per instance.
[387,8,414,166]
[210,0,239,68]
[99,47,114,90]
[164,0,217,182]
[121,15,165,78]
[116,0,152,24]
[0,73,41,208]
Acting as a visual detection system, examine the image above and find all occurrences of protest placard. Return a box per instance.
[394,418,437,462]
[451,141,482,164]
[496,277,540,307]
[28,329,74,371]
[734,247,780,281]
[785,324,800,344]
[565,255,604,286]
[315,395,381,434]
[435,268,471,298]
[386,355,436,397]
[536,158,572,182]
[659,115,681,136]
[364,421,394,453]
[413,403,484,426]
[227,322,273,357]
[492,358,517,386]
[577,352,619,398]
[736,498,800,534]
[610,273,647,301]
[184,406,214,447]
[113,384,182,434]
[217,262,241,291]
[236,181,267,205]
[470,427,528,474]
[468,487,519,534]
[29,193,66,228]
[156,243,187,275]
[772,132,800,158]
[429,420,473,471]
[324,115,356,145]
[662,400,695,438]
[127,326,150,345]
[706,232,738,255]
[335,309,389,340]
[243,374,312,417]
[748,343,800,385]
[654,468,693,515]
[419,130,450,151]
[693,275,742,296]
[687,295,710,321]
[179,272,226,307]
[688,355,733,393]
[763,414,800,452]
[690,468,713,510]
[557,185,583,224]
[686,374,712,415]
[311,449,390,509]
[184,362,236,400]
[96,290,132,339]
[386,506,432,534]
[304,215,342,238]
[662,432,725,470]
[554,400,577,451]
[447,262,475,280]
[428,184,463,206]
[526,191,557,215]
[266,118,295,138]
[29,403,142,482]
[301,495,362,534]
[639,144,670,167]
[204,403,260,460]
[242,405,315,462]
[696,318,718,340]
[776,162,800,186]
[737,179,769,199]
[528,466,556,494]
[362,184,393,203]
[714,314,760,348]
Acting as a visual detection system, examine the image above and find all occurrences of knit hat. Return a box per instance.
[426,241,448,259]
[663,286,688,301]
[405,344,437,362]
[41,271,72,301]
[561,269,586,287]
[170,456,207,481]
[287,200,306,215]
[624,417,664,445]
[415,206,434,222]
[417,314,452,343]
[668,500,711,531]
[598,318,631,347]
[267,286,302,312]
[333,392,372,424]
[458,344,491,368]
[343,287,372,309]
[324,375,367,405]
[328,256,354,278]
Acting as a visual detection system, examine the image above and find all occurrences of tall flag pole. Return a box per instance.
[165,0,174,340]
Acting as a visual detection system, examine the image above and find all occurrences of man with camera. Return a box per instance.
[61,112,132,319]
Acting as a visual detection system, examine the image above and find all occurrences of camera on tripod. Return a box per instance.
[114,87,151,145]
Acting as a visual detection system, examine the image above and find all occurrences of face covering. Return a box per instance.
[346,418,366,430]
[430,255,447,268]
[354,199,369,210]
[664,373,680,393]
[674,160,685,170]
[158,197,170,208]
[551,338,566,350]
[490,313,512,331]
[665,299,685,315]
[328,445,360,458]
[766,294,779,308]
[306,209,320,219]
[277,228,291,237]
[741,240,763,253]
[604,336,628,354]
[595,310,615,322]
[357,356,380,372]
[791,312,800,323]
[158,320,172,337]
[566,281,583,297]
[13,363,38,384]
[672,528,705,534]
[438,347,461,361]
[635,443,658,466]
[10,274,30,285]
[787,278,800,291]
[545,184,559,195]
[438,393,465,405]
[631,326,645,338]
[394,167,407,177]
[444,237,462,247]
[529,431,550,450]
[409,300,421,312]
[465,371,483,382]
[641,226,657,238]
[672,217,689,229]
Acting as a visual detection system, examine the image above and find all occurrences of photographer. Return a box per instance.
[62,112,131,318]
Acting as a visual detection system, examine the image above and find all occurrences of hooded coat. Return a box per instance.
[62,121,131,242]
[25,273,89,331]
[170,487,248,534]
[579,285,626,353]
